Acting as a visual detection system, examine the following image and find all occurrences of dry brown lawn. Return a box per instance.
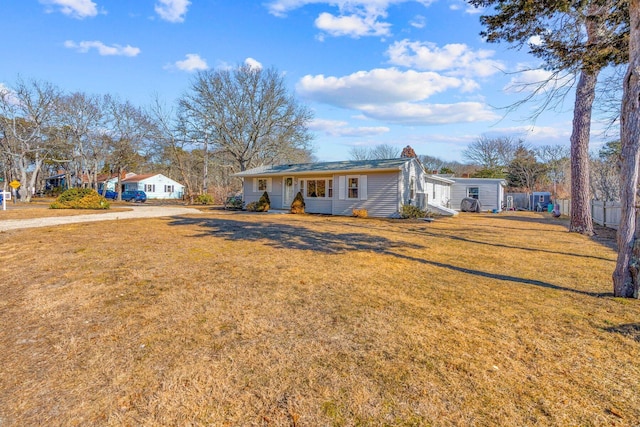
[0,210,638,426]
[0,198,130,220]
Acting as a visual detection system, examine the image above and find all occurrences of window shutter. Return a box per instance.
[360,175,367,200]
[338,176,346,200]
[252,178,258,193]
[267,178,272,193]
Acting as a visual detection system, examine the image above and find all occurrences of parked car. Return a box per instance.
[103,190,118,200]
[121,190,147,202]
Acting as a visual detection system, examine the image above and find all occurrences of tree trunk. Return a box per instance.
[203,140,208,195]
[613,0,640,298]
[569,69,598,235]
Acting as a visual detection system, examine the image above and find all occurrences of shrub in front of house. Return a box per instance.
[246,192,270,212]
[290,191,305,214]
[195,194,214,205]
[352,208,368,218]
[50,188,110,210]
[224,195,244,210]
[256,191,270,212]
[400,204,426,219]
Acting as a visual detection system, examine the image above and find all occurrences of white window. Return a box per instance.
[338,175,367,200]
[164,185,174,193]
[303,178,332,198]
[145,184,155,193]
[347,177,359,199]
[467,187,479,199]
[410,177,415,200]
[252,177,272,193]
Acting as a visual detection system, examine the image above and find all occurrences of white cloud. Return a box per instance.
[315,12,391,37]
[155,0,190,23]
[297,68,463,107]
[266,0,435,17]
[386,39,503,78]
[298,67,497,125]
[40,0,98,19]
[359,102,498,125]
[266,0,435,38]
[503,68,574,96]
[309,118,390,137]
[64,40,141,57]
[244,57,263,70]
[409,14,426,28]
[0,83,20,106]
[528,35,543,46]
[166,53,208,72]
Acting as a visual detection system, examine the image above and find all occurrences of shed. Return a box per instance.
[450,178,507,212]
[530,192,552,211]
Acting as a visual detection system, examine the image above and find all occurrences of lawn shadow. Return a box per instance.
[604,323,640,342]
[168,216,424,254]
[169,216,611,298]
[402,227,614,262]
[491,213,618,251]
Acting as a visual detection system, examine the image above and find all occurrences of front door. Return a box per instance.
[283,176,294,208]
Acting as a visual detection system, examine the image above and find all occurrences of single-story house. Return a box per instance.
[97,172,136,192]
[450,177,507,212]
[233,158,457,218]
[121,173,185,200]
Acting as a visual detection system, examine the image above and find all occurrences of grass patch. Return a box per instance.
[0,211,638,425]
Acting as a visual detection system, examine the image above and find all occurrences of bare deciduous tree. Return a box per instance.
[0,78,62,202]
[348,144,399,160]
[462,136,519,169]
[536,144,571,197]
[180,65,313,174]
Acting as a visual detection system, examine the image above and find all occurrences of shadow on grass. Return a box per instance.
[488,213,618,251]
[168,216,424,254]
[168,216,611,298]
[403,227,614,262]
[604,323,640,342]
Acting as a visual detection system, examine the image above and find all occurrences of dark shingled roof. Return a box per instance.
[233,158,415,177]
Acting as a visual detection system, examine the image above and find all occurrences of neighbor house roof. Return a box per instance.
[122,174,156,183]
[233,158,418,177]
[451,177,507,186]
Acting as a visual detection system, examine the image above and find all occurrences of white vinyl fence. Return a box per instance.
[556,199,621,230]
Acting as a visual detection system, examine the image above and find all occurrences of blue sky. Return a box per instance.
[1,0,614,162]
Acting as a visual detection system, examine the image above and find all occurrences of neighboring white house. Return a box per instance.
[234,158,457,218]
[450,178,507,212]
[121,174,185,200]
[98,172,137,192]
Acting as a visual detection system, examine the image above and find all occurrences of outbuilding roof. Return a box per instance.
[234,158,417,177]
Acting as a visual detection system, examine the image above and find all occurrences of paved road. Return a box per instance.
[0,206,203,232]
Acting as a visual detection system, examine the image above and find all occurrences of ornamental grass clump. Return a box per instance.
[352,208,368,218]
[50,188,110,210]
[290,191,305,214]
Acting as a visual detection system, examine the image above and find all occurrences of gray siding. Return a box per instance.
[242,176,283,208]
[332,172,400,217]
[451,179,504,211]
[305,199,332,214]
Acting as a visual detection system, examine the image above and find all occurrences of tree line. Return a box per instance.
[0,65,313,203]
[350,137,620,203]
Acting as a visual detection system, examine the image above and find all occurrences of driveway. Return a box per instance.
[0,205,203,232]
